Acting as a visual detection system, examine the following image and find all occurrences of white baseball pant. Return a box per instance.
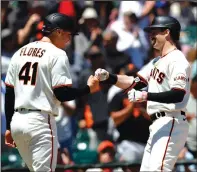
[11,110,58,172]
[140,113,189,171]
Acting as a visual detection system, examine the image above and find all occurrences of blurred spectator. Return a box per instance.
[97,140,116,164]
[106,8,119,30]
[72,120,98,165]
[57,148,75,172]
[55,101,76,156]
[1,1,10,29]
[118,1,155,29]
[154,1,170,16]
[111,12,149,69]
[176,147,196,172]
[186,48,197,79]
[58,1,76,17]
[93,1,114,29]
[86,140,123,172]
[79,7,103,49]
[1,28,19,58]
[170,2,197,30]
[77,46,112,142]
[16,1,48,45]
[102,30,130,73]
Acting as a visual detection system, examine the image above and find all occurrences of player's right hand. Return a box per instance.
[95,68,109,81]
[5,130,16,148]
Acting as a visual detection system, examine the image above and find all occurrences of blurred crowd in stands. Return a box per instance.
[1,1,197,172]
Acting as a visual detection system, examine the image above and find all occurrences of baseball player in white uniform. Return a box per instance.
[95,16,191,171]
[4,13,99,172]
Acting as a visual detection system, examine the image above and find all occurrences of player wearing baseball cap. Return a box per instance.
[4,13,99,172]
[95,16,191,171]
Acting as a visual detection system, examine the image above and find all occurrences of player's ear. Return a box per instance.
[165,29,170,35]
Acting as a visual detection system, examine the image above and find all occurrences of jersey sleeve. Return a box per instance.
[168,60,190,92]
[5,53,17,87]
[51,52,72,89]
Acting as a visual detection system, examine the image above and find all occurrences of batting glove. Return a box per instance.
[95,68,109,81]
[128,89,148,102]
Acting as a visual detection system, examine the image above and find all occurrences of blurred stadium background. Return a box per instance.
[1,1,197,171]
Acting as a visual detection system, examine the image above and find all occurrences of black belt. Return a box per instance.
[150,111,185,122]
[15,108,41,112]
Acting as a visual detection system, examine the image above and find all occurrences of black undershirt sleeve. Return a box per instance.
[147,89,185,103]
[133,82,147,90]
[5,86,15,130]
[124,77,147,93]
[53,85,90,102]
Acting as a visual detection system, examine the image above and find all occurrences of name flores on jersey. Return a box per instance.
[150,67,166,84]
[20,47,46,58]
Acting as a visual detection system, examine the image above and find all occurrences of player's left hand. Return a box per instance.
[128,89,148,102]
[5,130,16,148]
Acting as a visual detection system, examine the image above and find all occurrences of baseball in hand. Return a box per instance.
[95,68,109,81]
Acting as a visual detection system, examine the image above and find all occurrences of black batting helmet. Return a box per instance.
[42,13,78,35]
[144,16,181,40]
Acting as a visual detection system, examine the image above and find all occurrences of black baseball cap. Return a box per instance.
[42,13,78,35]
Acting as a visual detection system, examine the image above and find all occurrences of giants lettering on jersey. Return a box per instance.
[150,67,166,84]
[174,74,188,82]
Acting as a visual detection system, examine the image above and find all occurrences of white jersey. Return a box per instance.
[5,41,72,116]
[138,50,191,115]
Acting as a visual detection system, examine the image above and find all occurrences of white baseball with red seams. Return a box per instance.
[5,41,72,171]
[137,49,191,171]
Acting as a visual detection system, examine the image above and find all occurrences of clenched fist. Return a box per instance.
[128,89,148,102]
[95,68,109,81]
[87,75,100,93]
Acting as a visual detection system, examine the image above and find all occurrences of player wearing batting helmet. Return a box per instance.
[94,16,191,171]
[4,13,99,172]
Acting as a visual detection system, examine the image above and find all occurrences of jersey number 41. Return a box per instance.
[19,62,38,85]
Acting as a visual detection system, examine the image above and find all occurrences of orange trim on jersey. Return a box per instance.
[48,115,54,172]
[5,83,14,88]
[136,73,148,85]
[171,88,186,94]
[161,118,175,171]
[52,84,72,89]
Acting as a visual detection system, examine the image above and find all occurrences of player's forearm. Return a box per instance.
[53,86,90,102]
[111,104,133,126]
[115,75,135,89]
[5,86,15,130]
[147,89,185,103]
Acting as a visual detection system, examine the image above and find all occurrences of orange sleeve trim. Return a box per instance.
[52,84,72,89]
[171,87,186,94]
[5,83,14,88]
[136,73,148,85]
[124,82,136,94]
